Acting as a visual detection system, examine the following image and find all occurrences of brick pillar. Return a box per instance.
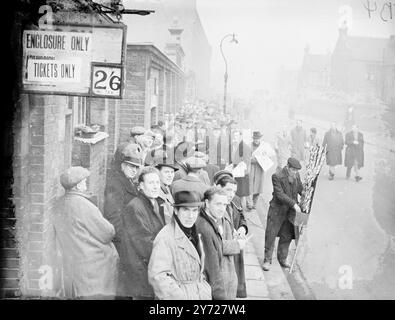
[165,71,171,114]
[12,94,68,298]
[158,67,165,121]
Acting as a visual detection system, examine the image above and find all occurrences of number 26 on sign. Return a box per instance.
[91,64,123,98]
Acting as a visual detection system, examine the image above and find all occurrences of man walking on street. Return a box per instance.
[345,125,364,182]
[262,158,303,271]
[290,120,307,164]
[322,123,344,180]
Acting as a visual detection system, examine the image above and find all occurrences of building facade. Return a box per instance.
[1,1,125,298]
[331,27,389,98]
[118,44,185,145]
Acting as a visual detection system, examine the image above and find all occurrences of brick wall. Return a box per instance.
[8,94,69,298]
[119,48,147,145]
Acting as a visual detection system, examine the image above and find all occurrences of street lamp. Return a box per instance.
[220,33,238,115]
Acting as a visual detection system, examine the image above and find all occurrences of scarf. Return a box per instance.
[174,213,200,254]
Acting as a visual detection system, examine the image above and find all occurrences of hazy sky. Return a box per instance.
[196,0,394,97]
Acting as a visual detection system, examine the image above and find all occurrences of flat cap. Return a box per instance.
[287,157,302,170]
[142,130,156,138]
[130,126,146,137]
[60,166,90,189]
[213,170,233,185]
[122,143,143,167]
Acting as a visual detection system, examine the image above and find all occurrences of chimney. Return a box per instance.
[165,17,185,69]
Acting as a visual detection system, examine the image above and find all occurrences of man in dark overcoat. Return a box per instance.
[104,143,142,253]
[262,158,303,271]
[344,125,364,182]
[118,167,166,299]
[322,123,344,180]
[214,170,249,298]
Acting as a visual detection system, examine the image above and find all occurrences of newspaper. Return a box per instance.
[252,142,276,171]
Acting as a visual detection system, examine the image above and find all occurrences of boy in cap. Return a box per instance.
[262,157,303,271]
[53,167,119,299]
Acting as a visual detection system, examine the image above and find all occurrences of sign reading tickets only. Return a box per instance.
[22,24,125,98]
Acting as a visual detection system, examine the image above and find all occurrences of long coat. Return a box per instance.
[195,209,227,300]
[148,218,212,300]
[228,197,248,298]
[290,126,307,162]
[344,131,364,169]
[250,143,265,195]
[232,141,252,197]
[322,130,344,166]
[53,191,119,298]
[267,167,303,241]
[103,169,139,252]
[118,192,166,298]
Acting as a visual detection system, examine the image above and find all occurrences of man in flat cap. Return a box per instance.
[262,157,303,271]
[53,167,119,299]
[104,143,143,254]
[130,126,146,143]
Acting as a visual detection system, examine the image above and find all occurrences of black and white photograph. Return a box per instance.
[1,0,395,306]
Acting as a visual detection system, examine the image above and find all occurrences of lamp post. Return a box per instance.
[220,33,238,166]
[220,33,238,115]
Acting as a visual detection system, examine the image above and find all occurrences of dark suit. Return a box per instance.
[118,192,166,298]
[264,167,303,263]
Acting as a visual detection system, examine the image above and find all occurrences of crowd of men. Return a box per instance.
[52,101,365,299]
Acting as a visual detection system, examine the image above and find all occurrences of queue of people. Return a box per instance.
[51,101,365,299]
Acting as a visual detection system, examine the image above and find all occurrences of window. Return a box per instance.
[71,96,90,128]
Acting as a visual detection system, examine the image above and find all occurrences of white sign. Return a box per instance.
[22,25,125,97]
[26,58,82,83]
[91,64,122,98]
[252,142,276,171]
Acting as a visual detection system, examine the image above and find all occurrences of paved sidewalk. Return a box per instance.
[239,240,270,300]
[241,205,295,300]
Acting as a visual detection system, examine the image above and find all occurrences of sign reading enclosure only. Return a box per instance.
[22,24,125,98]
